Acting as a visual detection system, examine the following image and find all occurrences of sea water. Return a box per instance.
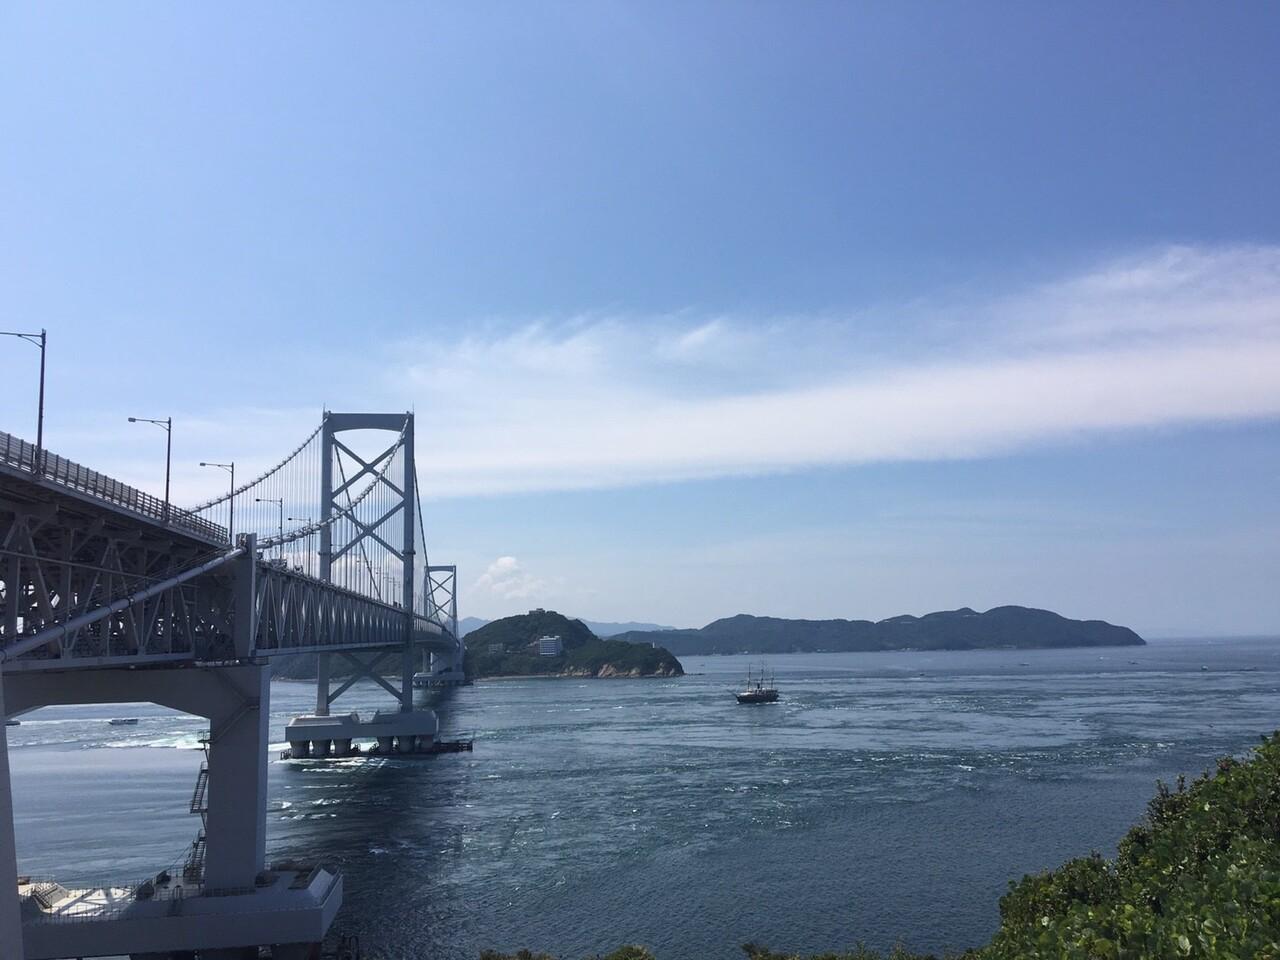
[9,637,1280,959]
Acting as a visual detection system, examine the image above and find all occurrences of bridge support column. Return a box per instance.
[0,670,24,960]
[2,555,16,640]
[203,664,271,891]
[315,653,331,717]
[401,644,415,713]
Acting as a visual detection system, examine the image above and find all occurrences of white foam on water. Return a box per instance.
[102,733,205,750]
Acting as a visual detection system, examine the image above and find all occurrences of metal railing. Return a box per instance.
[19,875,152,923]
[18,867,341,925]
[0,430,226,543]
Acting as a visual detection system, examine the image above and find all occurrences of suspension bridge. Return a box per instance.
[0,412,461,960]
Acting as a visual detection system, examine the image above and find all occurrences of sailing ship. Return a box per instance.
[735,666,779,704]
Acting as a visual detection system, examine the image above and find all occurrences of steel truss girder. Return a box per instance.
[3,553,452,672]
[1,478,237,668]
[251,563,449,656]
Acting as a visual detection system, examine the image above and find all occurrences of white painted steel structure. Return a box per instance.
[0,412,461,959]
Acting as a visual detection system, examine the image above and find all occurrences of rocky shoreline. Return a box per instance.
[476,663,683,680]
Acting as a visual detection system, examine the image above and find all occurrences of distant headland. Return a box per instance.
[464,609,684,679]
[609,606,1144,655]
[274,606,1140,682]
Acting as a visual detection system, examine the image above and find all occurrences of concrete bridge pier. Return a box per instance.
[2,662,339,960]
[201,666,270,892]
[288,640,440,759]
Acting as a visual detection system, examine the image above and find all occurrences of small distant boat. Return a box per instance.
[735,666,779,704]
[4,720,19,727]
[108,718,139,726]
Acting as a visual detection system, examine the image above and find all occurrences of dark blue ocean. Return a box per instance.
[9,638,1280,959]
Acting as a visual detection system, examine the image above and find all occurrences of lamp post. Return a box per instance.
[1,328,46,474]
[128,416,172,523]
[200,461,236,542]
[256,497,283,561]
[289,517,313,575]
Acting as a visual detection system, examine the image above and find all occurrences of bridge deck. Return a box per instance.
[1,432,456,670]
[0,430,227,546]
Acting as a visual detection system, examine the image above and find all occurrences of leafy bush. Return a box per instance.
[985,733,1280,959]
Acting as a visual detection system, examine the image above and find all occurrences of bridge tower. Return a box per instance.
[317,413,418,716]
[424,564,463,683]
[284,413,447,758]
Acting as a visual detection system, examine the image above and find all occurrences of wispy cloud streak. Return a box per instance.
[402,246,1280,497]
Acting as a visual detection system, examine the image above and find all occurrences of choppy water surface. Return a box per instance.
[9,638,1280,958]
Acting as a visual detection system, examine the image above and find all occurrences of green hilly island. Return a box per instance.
[465,609,684,679]
[612,606,1143,655]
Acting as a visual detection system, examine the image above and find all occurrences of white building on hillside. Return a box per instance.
[535,635,563,656]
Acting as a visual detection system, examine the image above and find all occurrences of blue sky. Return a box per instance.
[2,3,1279,634]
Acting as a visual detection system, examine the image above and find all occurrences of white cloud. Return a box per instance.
[102,244,1277,507]
[1000,244,1280,346]
[654,317,747,363]
[473,556,547,600]
[400,245,1280,497]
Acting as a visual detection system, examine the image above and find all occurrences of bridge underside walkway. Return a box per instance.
[17,867,340,960]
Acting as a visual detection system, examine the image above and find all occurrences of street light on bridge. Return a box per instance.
[287,515,314,540]
[255,497,284,561]
[128,415,172,523]
[288,517,313,575]
[1,328,47,475]
[383,570,401,606]
[200,461,236,542]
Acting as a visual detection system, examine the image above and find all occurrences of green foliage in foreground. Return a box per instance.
[981,733,1280,959]
[483,732,1280,960]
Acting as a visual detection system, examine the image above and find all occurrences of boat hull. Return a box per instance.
[735,690,779,704]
